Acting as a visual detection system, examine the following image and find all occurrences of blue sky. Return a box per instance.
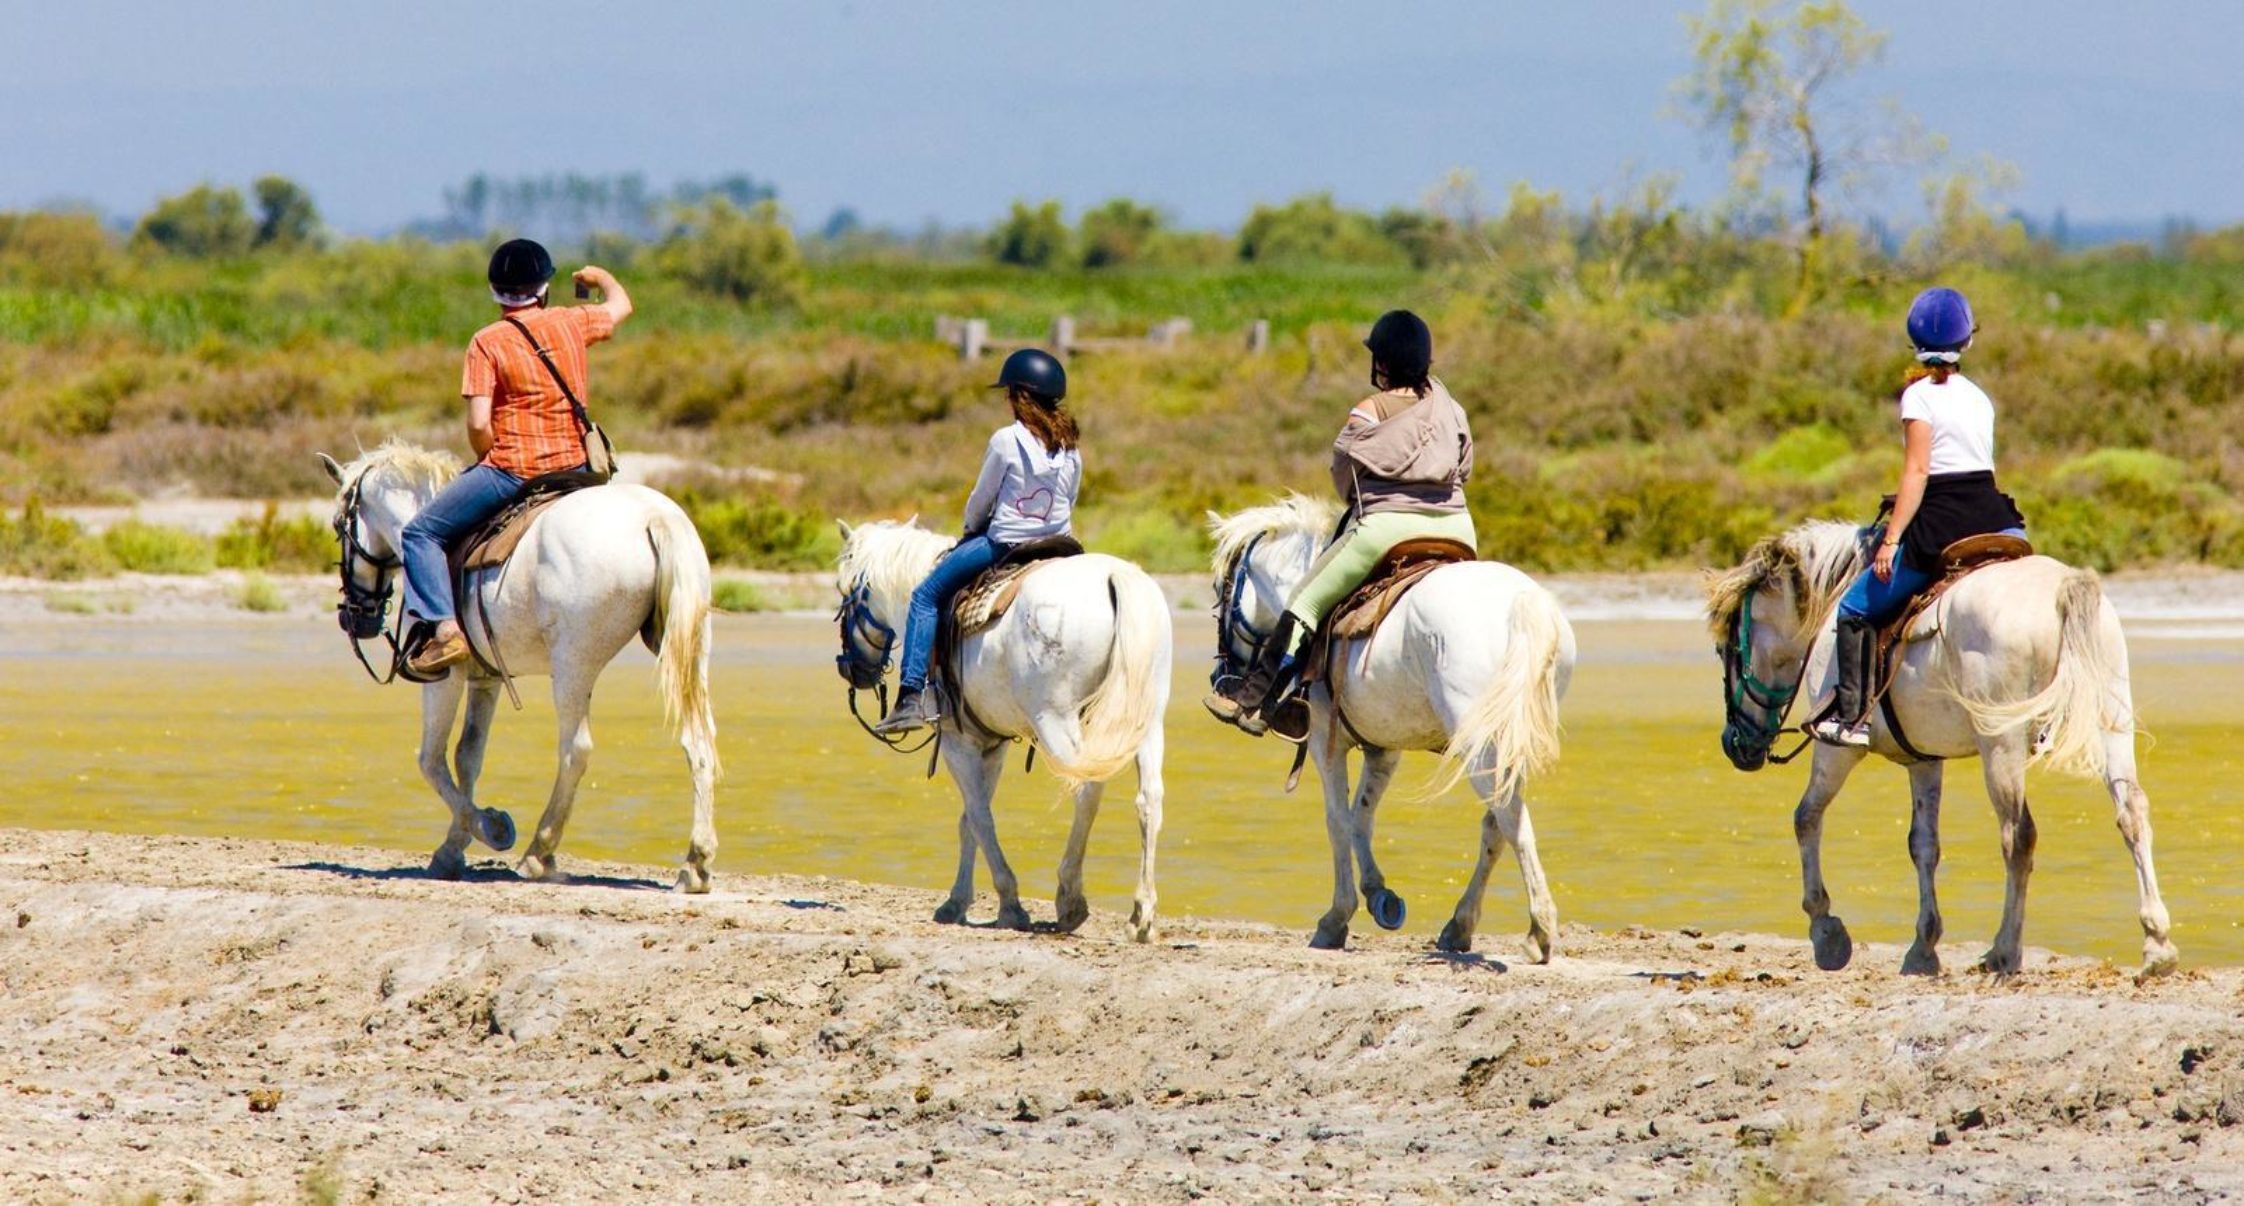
[5,1,2242,235]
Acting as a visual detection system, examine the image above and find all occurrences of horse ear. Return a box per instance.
[906,513,920,529]
[317,452,345,485]
[835,518,854,538]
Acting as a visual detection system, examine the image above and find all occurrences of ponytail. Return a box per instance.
[1009,389,1078,454]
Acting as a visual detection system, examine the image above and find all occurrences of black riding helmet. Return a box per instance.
[1364,309,1433,377]
[992,347,1067,403]
[488,238,557,292]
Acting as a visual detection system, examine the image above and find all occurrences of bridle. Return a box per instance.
[1718,582,1811,769]
[834,571,933,753]
[1209,533,1270,694]
[332,473,408,684]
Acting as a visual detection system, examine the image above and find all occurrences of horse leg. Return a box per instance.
[1308,717,1357,950]
[1437,808,1502,955]
[1900,761,1946,976]
[454,679,515,854]
[1348,747,1406,931]
[674,694,719,898]
[940,739,1025,929]
[2105,730,2178,975]
[1126,725,1166,944]
[1979,739,2038,975]
[417,675,477,880]
[1053,779,1104,935]
[517,669,597,883]
[1796,744,1868,970]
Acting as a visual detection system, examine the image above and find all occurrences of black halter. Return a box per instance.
[332,473,410,684]
[1718,582,1813,769]
[833,572,935,754]
[1209,533,1270,693]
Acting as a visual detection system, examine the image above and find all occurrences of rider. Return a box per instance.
[1205,309,1476,736]
[1810,286,2026,747]
[872,347,1083,734]
[400,238,633,676]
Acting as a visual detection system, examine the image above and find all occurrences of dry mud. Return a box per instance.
[3,830,2241,1202]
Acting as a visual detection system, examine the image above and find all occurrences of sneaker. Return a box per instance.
[871,687,940,735]
[1809,718,1871,748]
[406,627,471,676]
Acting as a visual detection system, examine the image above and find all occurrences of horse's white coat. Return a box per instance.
[1706,520,2177,976]
[325,443,721,891]
[836,520,1172,941]
[1210,497,1576,959]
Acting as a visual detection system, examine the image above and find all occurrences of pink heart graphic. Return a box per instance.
[1014,487,1056,522]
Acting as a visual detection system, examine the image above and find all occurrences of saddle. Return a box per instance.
[936,534,1083,732]
[1300,537,1476,689]
[429,470,607,680]
[1867,532,2034,759]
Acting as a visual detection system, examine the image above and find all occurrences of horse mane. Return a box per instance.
[1703,519,1865,641]
[334,438,461,498]
[836,518,955,611]
[1208,494,1340,573]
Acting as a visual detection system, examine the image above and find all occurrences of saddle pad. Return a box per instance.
[454,492,569,576]
[952,560,1053,636]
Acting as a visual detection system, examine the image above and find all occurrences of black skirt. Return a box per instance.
[1900,471,2027,573]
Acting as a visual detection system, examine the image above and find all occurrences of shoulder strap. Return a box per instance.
[501,315,592,432]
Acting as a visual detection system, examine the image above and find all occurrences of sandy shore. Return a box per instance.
[2,828,2239,1202]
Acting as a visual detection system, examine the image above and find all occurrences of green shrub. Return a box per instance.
[132,184,256,258]
[102,519,215,574]
[987,200,1069,268]
[0,501,113,578]
[675,489,839,569]
[234,572,287,612]
[1082,507,1209,573]
[651,198,805,306]
[1745,423,1854,482]
[215,504,334,572]
[710,578,767,613]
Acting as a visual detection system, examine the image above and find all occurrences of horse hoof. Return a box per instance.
[1900,945,1942,976]
[1310,924,1348,951]
[1055,898,1090,935]
[1366,888,1407,931]
[932,900,968,926]
[2140,941,2181,979]
[475,808,517,852]
[428,848,467,881]
[1976,949,2022,977]
[1435,920,1473,954]
[1809,915,1853,971]
[996,904,1032,932]
[515,854,555,882]
[674,865,711,895]
[1128,903,1157,945]
[1524,924,1554,965]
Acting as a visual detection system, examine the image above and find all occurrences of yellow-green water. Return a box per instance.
[4,614,2239,966]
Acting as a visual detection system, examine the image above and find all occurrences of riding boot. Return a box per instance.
[1810,616,1875,748]
[872,684,942,735]
[1204,613,1302,734]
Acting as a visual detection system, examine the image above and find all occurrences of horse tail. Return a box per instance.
[1955,566,2116,778]
[1436,582,1569,800]
[647,506,722,780]
[1056,564,1170,786]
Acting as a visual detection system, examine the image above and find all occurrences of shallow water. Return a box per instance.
[3,613,2238,966]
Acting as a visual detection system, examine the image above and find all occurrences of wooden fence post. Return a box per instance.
[1247,319,1270,354]
[1050,315,1076,357]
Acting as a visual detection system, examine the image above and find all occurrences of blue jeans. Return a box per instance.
[1838,526,2026,623]
[897,534,1007,691]
[401,463,524,624]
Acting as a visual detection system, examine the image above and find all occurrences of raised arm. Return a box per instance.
[572,265,633,327]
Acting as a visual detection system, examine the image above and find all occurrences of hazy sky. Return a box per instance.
[6,1,2243,235]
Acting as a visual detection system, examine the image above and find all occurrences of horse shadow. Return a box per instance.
[281,860,669,893]
[1419,950,1510,974]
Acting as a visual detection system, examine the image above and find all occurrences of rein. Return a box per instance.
[1210,533,1269,692]
[1720,584,1814,767]
[835,573,937,756]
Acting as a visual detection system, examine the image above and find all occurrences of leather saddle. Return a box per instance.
[1300,537,1476,688]
[935,534,1084,730]
[1871,532,2035,703]
[419,470,607,680]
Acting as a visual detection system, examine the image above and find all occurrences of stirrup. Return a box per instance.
[1809,718,1870,748]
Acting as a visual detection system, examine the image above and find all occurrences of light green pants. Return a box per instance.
[1283,509,1477,654]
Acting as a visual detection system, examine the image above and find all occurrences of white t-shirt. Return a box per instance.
[1898,372,1996,474]
[961,422,1081,545]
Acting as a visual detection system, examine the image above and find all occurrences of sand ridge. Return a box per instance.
[2,828,2239,1202]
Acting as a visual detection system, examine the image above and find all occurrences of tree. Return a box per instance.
[1905,156,2034,270]
[1078,198,1163,268]
[132,184,255,257]
[1676,0,1932,310]
[652,198,805,307]
[0,210,120,287]
[1235,193,1405,266]
[252,175,322,249]
[987,200,1069,268]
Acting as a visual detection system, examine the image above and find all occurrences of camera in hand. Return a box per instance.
[574,280,591,300]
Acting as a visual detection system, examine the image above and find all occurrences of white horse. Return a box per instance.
[321,441,721,891]
[1706,520,2176,976]
[834,519,1171,941]
[1209,497,1575,958]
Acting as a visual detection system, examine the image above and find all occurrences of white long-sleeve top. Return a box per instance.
[962,422,1081,545]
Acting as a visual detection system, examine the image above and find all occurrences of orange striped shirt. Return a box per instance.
[461,305,617,477]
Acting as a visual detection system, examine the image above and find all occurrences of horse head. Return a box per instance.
[1704,520,1865,771]
[1205,494,1336,689]
[318,441,460,642]
[831,516,951,689]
